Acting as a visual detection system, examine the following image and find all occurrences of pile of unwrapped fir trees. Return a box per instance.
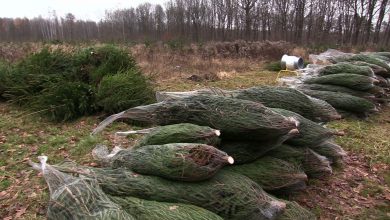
[29,50,390,220]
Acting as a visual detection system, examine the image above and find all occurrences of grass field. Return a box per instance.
[0,69,389,219]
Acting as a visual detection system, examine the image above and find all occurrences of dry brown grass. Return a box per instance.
[0,42,81,62]
[128,41,294,86]
[291,47,309,60]
[0,41,292,79]
[135,50,262,83]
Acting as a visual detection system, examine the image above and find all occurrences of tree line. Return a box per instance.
[1,0,390,46]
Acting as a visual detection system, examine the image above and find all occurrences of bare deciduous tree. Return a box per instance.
[0,0,389,47]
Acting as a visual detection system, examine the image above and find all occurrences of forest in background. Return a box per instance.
[0,0,390,47]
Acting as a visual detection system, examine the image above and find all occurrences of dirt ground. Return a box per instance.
[293,152,389,219]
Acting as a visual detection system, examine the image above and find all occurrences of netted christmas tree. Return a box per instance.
[225,156,307,192]
[117,123,221,148]
[92,95,298,144]
[54,163,286,220]
[108,143,233,181]
[266,145,332,178]
[29,156,135,220]
[304,74,378,91]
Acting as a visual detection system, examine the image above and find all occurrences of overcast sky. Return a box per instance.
[0,0,166,21]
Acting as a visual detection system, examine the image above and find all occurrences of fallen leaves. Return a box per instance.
[293,151,390,219]
[0,103,101,218]
[15,206,27,218]
[0,191,9,200]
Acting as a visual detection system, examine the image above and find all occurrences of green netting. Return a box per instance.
[132,123,221,148]
[92,95,298,143]
[313,141,347,164]
[271,108,336,148]
[266,145,332,178]
[29,156,135,220]
[318,63,374,76]
[335,54,390,74]
[276,200,317,220]
[297,84,376,98]
[304,73,377,91]
[217,126,299,164]
[109,196,223,220]
[55,164,286,220]
[351,61,389,76]
[225,156,307,192]
[110,143,232,182]
[299,89,377,114]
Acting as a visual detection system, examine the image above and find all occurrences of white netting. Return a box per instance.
[29,156,134,220]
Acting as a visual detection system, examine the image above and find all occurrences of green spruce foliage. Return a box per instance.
[230,86,341,122]
[73,45,138,84]
[0,61,11,100]
[29,157,134,220]
[299,89,377,114]
[318,63,374,76]
[271,108,336,148]
[312,141,346,164]
[277,200,317,220]
[304,73,377,91]
[267,145,332,178]
[297,84,375,98]
[156,87,341,122]
[56,164,286,220]
[225,156,307,191]
[351,61,389,76]
[92,95,298,142]
[134,123,221,148]
[111,143,231,181]
[29,81,97,122]
[96,69,155,114]
[335,54,390,75]
[110,196,223,220]
[0,45,153,121]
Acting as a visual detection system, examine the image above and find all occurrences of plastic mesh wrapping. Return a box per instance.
[54,163,287,220]
[130,123,221,148]
[308,49,352,65]
[92,95,298,143]
[317,63,374,77]
[271,108,337,148]
[110,196,224,220]
[156,86,340,123]
[108,143,233,182]
[266,145,332,178]
[277,200,317,220]
[225,156,307,192]
[313,141,347,164]
[29,156,135,220]
[299,89,377,114]
[304,73,377,91]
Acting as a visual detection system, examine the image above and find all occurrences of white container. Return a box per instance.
[281,55,304,70]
